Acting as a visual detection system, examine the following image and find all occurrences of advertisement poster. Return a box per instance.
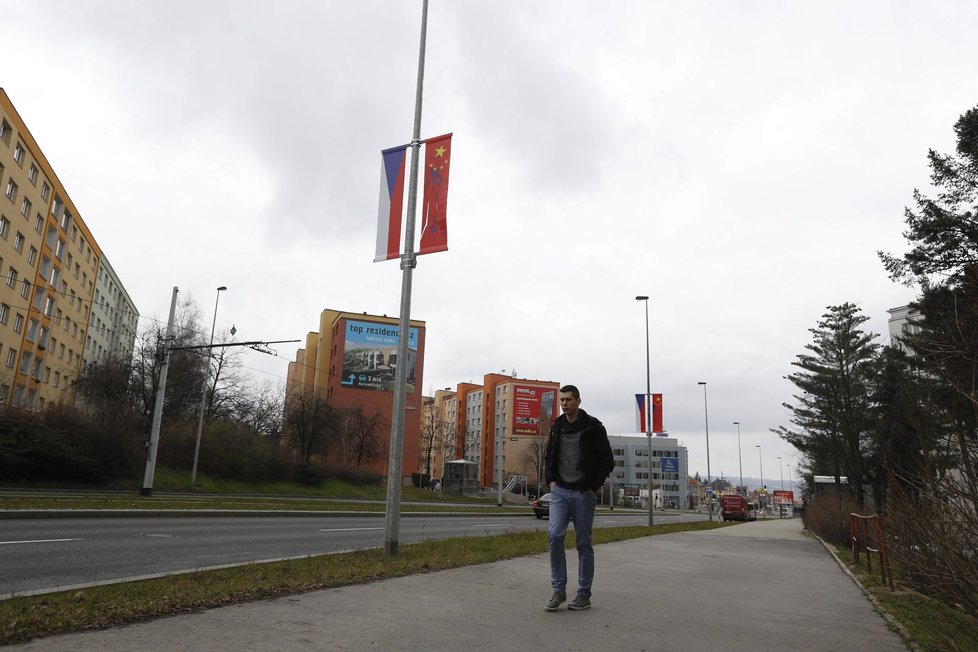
[772,490,794,505]
[512,385,555,435]
[341,320,419,392]
[660,457,679,474]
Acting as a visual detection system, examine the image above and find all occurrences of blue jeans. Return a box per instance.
[547,485,597,598]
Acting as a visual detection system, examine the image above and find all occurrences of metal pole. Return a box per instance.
[141,287,179,496]
[733,421,743,496]
[384,0,428,558]
[698,382,712,521]
[778,456,784,490]
[191,285,226,485]
[636,296,652,527]
[756,444,764,510]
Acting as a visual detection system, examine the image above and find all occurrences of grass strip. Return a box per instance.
[0,496,529,514]
[0,521,725,645]
[833,546,978,651]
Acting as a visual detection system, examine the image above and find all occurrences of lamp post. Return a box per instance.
[191,285,227,485]
[787,463,792,492]
[636,295,653,527]
[733,421,743,496]
[698,382,712,522]
[755,444,763,510]
[778,456,784,490]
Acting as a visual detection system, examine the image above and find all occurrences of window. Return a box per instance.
[0,303,8,324]
[20,279,29,299]
[27,246,36,265]
[19,351,31,374]
[26,319,37,342]
[5,349,15,368]
[13,142,24,166]
[27,164,38,185]
[33,213,42,233]
[13,313,23,332]
[61,210,71,231]
[20,197,30,217]
[13,232,24,252]
[0,216,8,238]
[0,120,11,145]
[0,385,8,402]
[55,239,64,259]
[40,182,50,201]
[6,267,16,287]
[4,179,16,202]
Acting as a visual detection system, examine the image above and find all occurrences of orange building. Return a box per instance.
[286,309,425,480]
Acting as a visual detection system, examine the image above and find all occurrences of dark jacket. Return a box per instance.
[544,409,615,492]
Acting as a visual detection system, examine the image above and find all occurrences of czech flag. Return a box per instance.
[375,144,408,263]
[635,394,648,433]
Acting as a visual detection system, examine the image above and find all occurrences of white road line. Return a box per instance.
[0,538,82,546]
[318,527,384,532]
[471,523,510,528]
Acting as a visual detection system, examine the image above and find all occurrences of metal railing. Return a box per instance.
[850,512,895,590]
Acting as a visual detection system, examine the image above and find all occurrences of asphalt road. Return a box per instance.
[0,511,706,597]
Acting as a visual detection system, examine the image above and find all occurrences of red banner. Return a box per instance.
[652,393,663,433]
[512,386,556,435]
[418,133,452,256]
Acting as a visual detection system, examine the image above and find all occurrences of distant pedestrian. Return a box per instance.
[543,385,614,611]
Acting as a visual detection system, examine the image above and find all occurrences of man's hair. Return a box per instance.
[559,385,580,399]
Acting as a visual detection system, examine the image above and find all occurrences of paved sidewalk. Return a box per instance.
[8,517,907,651]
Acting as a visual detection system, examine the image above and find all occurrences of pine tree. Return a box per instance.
[774,303,880,506]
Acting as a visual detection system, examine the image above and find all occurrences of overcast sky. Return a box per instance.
[4,1,977,487]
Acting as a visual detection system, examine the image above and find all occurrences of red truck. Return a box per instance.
[720,495,757,522]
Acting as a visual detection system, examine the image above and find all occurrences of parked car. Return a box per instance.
[533,493,551,519]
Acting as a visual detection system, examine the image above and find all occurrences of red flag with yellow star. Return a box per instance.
[652,393,663,433]
[419,133,452,256]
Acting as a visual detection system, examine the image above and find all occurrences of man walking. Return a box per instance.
[544,385,615,611]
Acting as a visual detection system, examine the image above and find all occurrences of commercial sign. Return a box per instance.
[772,489,794,505]
[341,320,420,392]
[512,385,555,435]
[660,457,679,474]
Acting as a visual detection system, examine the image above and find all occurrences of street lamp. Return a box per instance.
[191,285,227,485]
[733,421,743,496]
[787,464,792,492]
[636,295,653,527]
[778,455,784,490]
[698,382,712,522]
[756,444,764,510]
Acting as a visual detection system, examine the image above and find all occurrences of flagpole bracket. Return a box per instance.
[400,254,417,270]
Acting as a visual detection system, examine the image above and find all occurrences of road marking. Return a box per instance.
[471,523,510,528]
[0,538,82,546]
[319,527,383,532]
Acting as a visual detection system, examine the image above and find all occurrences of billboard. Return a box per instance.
[341,320,420,392]
[512,385,556,435]
[661,457,679,474]
[772,490,794,505]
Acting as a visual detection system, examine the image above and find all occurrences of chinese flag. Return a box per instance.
[652,394,663,433]
[418,133,452,256]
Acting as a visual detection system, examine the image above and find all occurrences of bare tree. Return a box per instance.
[282,385,335,464]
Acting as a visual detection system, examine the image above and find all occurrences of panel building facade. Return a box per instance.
[0,88,137,410]
[287,308,426,479]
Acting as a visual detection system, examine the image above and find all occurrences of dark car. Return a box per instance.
[533,493,551,519]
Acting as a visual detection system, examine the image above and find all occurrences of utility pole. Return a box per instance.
[141,287,178,497]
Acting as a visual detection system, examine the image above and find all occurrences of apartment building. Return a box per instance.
[0,88,136,410]
[286,308,426,479]
[85,255,139,366]
[607,433,689,509]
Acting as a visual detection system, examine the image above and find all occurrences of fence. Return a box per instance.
[849,512,895,590]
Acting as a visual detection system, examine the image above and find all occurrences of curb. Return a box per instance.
[0,509,538,520]
[811,530,918,652]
